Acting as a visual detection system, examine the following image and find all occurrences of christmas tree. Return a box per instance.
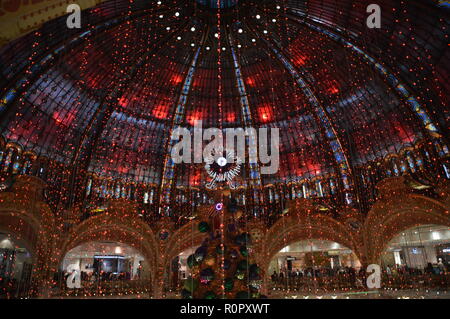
[181,191,265,299]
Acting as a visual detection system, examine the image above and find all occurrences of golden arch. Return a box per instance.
[364,195,450,264]
[263,213,363,272]
[58,200,159,291]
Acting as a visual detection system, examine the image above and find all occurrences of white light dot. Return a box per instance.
[177,36,181,40]
[272,19,277,22]
[222,47,226,51]
[206,46,210,50]
[191,43,195,47]
[252,38,256,42]
[263,30,268,34]
[166,27,170,30]
[237,44,242,48]
[256,14,261,19]
[214,33,219,38]
[276,5,281,9]
[175,12,180,17]
[217,157,227,167]
[191,27,196,32]
[157,1,161,4]
[238,28,243,33]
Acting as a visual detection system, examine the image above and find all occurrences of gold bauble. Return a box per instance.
[190,265,200,276]
[204,256,215,267]
[221,189,231,197]
[234,209,243,219]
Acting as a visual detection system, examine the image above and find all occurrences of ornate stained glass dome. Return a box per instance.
[0,0,448,212]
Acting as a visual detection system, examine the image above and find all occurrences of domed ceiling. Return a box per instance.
[0,0,448,190]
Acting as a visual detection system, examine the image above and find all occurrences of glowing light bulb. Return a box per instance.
[217,157,227,167]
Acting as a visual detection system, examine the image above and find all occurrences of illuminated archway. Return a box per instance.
[0,175,55,297]
[0,232,33,298]
[58,241,150,297]
[364,177,450,264]
[58,200,159,295]
[263,208,363,273]
[268,239,361,275]
[381,224,450,271]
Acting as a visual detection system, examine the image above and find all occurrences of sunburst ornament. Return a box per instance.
[205,148,242,189]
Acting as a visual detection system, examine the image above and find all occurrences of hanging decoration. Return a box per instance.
[205,148,242,189]
[181,192,266,299]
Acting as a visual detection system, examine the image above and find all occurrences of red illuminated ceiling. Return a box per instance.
[0,0,447,186]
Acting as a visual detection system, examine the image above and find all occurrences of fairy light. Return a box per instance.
[216,0,226,299]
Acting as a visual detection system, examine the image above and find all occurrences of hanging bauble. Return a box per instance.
[224,278,234,292]
[216,244,227,254]
[190,265,200,277]
[249,279,262,290]
[183,277,199,292]
[204,255,216,267]
[239,245,249,257]
[237,260,249,271]
[198,221,210,233]
[194,246,207,262]
[235,270,245,280]
[200,268,215,284]
[236,291,251,299]
[204,291,217,299]
[181,289,193,299]
[234,209,243,219]
[250,292,260,299]
[222,259,231,270]
[229,249,239,259]
[159,230,170,241]
[221,189,231,197]
[187,254,199,268]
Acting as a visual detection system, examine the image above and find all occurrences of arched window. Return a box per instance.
[405,152,416,172]
[2,147,15,173]
[86,177,93,196]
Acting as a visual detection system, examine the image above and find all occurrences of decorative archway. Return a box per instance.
[258,199,363,295]
[363,177,450,264]
[0,175,55,295]
[57,199,159,294]
[263,200,363,271]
